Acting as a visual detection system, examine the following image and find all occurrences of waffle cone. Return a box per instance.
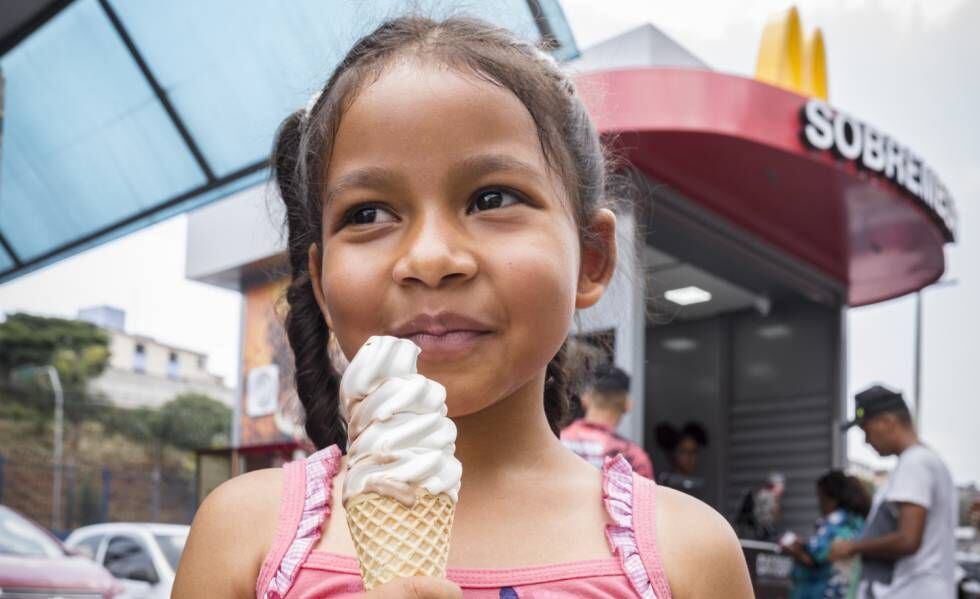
[345,490,455,590]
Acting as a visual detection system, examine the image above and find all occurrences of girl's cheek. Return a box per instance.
[500,229,579,305]
[321,246,388,344]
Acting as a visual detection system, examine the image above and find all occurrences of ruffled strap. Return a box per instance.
[260,444,342,599]
[602,454,660,599]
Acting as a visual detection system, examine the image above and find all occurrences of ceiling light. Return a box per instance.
[662,337,699,352]
[664,286,712,306]
[757,324,792,340]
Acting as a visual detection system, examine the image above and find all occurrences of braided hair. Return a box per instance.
[271,15,609,450]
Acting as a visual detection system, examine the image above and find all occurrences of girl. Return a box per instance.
[783,471,869,599]
[174,15,752,599]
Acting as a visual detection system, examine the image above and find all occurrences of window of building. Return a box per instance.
[133,344,146,374]
[167,351,180,380]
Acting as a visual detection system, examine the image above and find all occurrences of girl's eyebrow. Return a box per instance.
[325,166,402,207]
[449,153,543,186]
[324,153,543,206]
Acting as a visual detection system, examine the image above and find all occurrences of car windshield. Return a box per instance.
[154,533,187,571]
[0,507,64,558]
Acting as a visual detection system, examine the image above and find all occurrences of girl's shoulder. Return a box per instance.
[652,484,754,598]
[173,467,285,598]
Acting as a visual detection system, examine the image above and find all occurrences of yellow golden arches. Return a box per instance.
[754,6,828,100]
[802,28,827,99]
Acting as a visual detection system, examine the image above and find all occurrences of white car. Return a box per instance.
[65,522,188,599]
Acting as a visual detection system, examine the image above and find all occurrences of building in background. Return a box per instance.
[78,305,233,409]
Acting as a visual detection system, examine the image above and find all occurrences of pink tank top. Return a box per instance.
[255,445,673,598]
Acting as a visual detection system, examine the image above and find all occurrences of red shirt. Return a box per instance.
[560,419,654,479]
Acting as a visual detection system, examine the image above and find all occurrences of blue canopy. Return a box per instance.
[0,0,577,283]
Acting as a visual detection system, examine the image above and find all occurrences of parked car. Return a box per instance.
[65,522,189,599]
[0,504,121,598]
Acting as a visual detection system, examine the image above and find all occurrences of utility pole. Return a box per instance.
[913,290,922,429]
[46,366,64,533]
[10,365,64,531]
[913,278,957,432]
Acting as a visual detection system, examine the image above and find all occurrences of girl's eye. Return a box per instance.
[344,205,396,226]
[469,189,523,213]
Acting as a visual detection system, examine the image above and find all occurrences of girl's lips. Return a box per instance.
[406,330,491,359]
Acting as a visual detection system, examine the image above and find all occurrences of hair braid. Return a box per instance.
[544,342,571,436]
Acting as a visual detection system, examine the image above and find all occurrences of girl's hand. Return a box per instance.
[360,576,463,598]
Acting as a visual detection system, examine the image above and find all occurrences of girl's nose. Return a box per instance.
[392,215,478,288]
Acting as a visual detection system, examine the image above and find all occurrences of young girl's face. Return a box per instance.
[310,59,613,418]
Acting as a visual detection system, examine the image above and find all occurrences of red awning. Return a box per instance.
[575,67,950,306]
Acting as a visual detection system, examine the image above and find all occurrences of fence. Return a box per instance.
[0,448,195,537]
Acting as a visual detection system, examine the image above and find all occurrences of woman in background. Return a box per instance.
[654,421,709,499]
[782,470,870,599]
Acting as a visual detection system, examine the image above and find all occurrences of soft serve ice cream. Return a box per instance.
[339,335,462,506]
[339,335,462,588]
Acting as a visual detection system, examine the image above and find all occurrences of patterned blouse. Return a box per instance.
[791,509,865,599]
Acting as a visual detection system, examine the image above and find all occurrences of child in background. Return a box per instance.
[782,471,869,599]
[174,15,752,599]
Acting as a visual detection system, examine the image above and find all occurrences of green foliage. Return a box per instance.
[155,393,231,451]
[97,405,160,442]
[0,313,110,385]
[0,313,110,422]
[0,314,231,453]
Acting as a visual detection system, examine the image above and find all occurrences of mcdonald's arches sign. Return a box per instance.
[754,5,957,242]
[755,6,827,100]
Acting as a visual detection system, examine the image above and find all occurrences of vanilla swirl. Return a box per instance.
[340,336,462,505]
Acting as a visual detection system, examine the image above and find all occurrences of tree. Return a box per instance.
[0,312,109,421]
[156,393,231,451]
[0,313,109,381]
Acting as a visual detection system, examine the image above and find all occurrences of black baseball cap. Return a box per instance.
[841,384,909,430]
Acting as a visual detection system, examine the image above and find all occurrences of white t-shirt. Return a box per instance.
[860,444,956,598]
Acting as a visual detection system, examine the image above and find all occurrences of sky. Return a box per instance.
[1,0,977,484]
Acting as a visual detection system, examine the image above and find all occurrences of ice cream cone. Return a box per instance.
[339,336,462,591]
[346,489,455,590]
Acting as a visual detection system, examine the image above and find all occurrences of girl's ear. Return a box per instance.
[307,243,334,329]
[576,208,617,309]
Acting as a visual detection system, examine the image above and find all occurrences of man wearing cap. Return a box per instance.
[830,384,956,598]
[560,364,654,478]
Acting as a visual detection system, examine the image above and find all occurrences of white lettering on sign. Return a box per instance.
[755,553,793,578]
[800,98,957,241]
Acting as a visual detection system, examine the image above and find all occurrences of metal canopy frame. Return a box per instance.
[0,0,75,56]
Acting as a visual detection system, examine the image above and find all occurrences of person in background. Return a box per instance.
[782,471,870,599]
[654,420,709,498]
[830,384,956,598]
[735,471,787,541]
[561,364,654,478]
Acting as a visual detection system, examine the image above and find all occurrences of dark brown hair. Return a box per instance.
[655,421,710,453]
[272,15,609,450]
[816,470,872,518]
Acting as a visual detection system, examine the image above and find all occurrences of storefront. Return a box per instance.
[566,11,955,534]
[183,8,956,538]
